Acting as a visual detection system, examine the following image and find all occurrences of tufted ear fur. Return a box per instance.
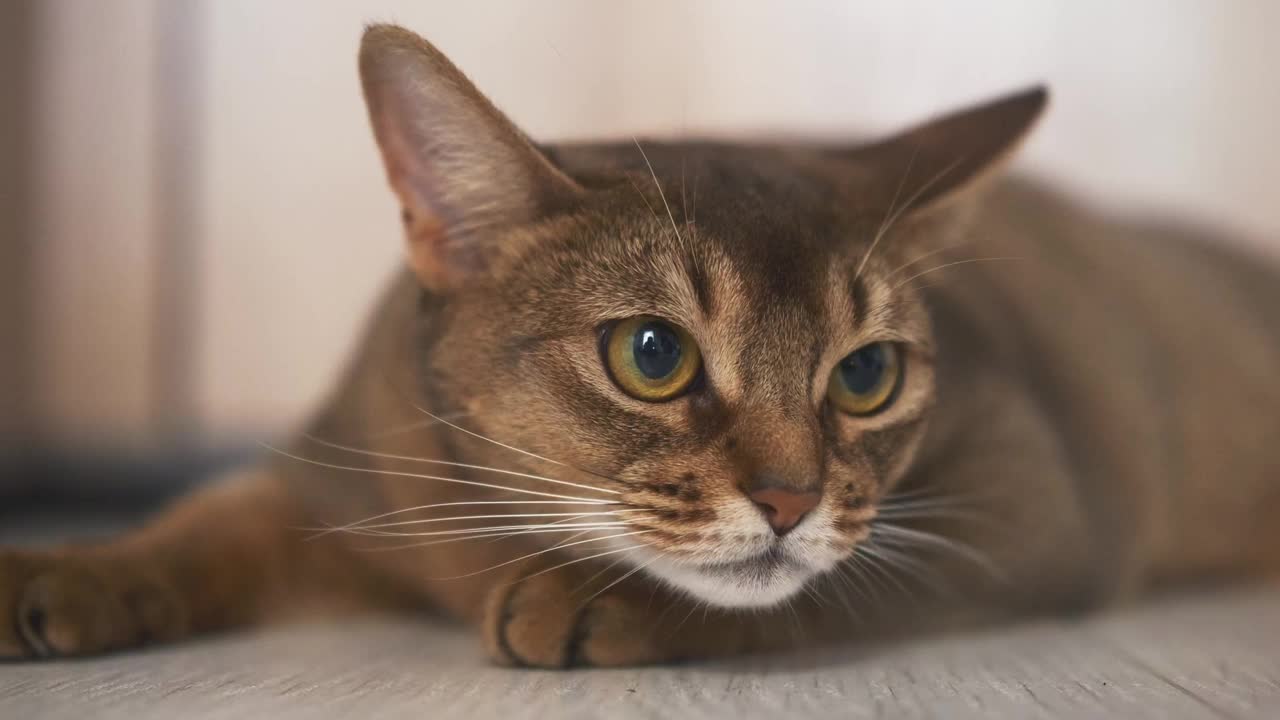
[841,86,1048,217]
[359,24,583,290]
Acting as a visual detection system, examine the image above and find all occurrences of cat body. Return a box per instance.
[2,26,1277,667]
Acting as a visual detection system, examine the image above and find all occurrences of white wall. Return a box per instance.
[29,1,1280,444]
[31,0,159,441]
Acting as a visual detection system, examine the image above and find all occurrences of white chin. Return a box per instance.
[643,555,815,609]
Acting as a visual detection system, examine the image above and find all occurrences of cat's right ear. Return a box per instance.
[358,25,582,290]
[840,86,1048,217]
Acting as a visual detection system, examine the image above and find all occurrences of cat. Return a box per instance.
[3,24,1278,668]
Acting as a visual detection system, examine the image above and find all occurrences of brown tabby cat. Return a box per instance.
[3,25,1278,668]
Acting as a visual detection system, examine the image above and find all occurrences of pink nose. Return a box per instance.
[748,487,821,536]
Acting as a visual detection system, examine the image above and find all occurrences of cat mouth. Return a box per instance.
[638,545,819,608]
[701,546,797,578]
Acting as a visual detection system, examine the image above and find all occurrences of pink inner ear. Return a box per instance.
[403,211,453,289]
[359,26,585,290]
[372,87,445,225]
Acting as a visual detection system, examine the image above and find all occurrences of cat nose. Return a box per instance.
[747,486,822,537]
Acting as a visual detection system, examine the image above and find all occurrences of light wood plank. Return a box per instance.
[2,587,1276,719]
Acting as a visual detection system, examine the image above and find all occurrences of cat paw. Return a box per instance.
[0,550,187,660]
[482,559,679,668]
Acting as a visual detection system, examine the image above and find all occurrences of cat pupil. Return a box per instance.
[841,344,886,394]
[633,322,682,379]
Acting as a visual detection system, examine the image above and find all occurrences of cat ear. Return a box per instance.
[843,86,1048,216]
[358,25,582,289]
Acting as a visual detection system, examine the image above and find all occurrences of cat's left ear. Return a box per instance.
[359,24,583,290]
[842,86,1048,216]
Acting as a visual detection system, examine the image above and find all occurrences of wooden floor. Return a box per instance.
[4,511,1280,719]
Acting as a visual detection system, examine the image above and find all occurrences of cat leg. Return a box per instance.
[481,552,806,668]
[0,467,379,659]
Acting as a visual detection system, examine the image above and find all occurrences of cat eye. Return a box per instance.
[604,316,702,402]
[827,342,902,416]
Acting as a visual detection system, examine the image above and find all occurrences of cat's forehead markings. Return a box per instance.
[691,248,751,402]
[825,261,860,336]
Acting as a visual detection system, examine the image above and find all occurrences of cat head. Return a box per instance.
[358,25,1044,608]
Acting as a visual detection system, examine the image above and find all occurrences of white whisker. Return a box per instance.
[853,544,915,600]
[571,555,631,596]
[577,556,654,610]
[363,411,472,441]
[261,444,613,503]
[308,499,619,540]
[301,433,619,496]
[859,541,952,598]
[892,256,1024,293]
[872,523,1007,582]
[357,524,640,553]
[430,530,652,581]
[886,241,968,280]
[352,520,632,540]
[341,510,640,533]
[513,542,648,586]
[854,146,918,283]
[627,176,661,225]
[406,403,620,486]
[478,511,613,545]
[632,137,686,252]
[855,154,965,284]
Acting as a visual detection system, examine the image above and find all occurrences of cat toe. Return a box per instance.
[0,552,186,660]
[482,562,670,668]
[484,570,581,668]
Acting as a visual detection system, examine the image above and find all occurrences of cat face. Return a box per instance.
[359,25,1044,608]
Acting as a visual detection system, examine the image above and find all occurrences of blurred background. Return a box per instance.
[1,1,1277,498]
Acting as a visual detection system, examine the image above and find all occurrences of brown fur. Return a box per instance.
[2,25,1278,667]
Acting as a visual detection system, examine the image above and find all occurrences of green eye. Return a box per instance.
[827,342,902,416]
[604,316,702,401]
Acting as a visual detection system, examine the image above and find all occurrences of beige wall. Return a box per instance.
[23,1,1280,445]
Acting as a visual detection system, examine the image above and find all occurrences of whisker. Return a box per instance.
[363,411,472,441]
[800,582,828,610]
[842,553,890,606]
[351,519,633,539]
[546,527,600,551]
[512,544,648,591]
[576,556,654,611]
[833,562,875,606]
[667,599,705,639]
[356,524,640,552]
[261,444,613,503]
[689,164,701,226]
[879,485,985,507]
[347,510,643,533]
[892,256,1024,293]
[829,566,871,623]
[627,176,662,225]
[478,511,614,545]
[874,506,986,525]
[854,146,918,283]
[871,523,1007,582]
[405,402,622,486]
[632,137,686,252]
[852,544,915,601]
[680,155,689,227]
[885,241,969,280]
[855,153,966,283]
[429,530,652,581]
[858,541,952,599]
[307,499,619,540]
[571,555,632,596]
[879,492,974,507]
[300,433,620,496]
